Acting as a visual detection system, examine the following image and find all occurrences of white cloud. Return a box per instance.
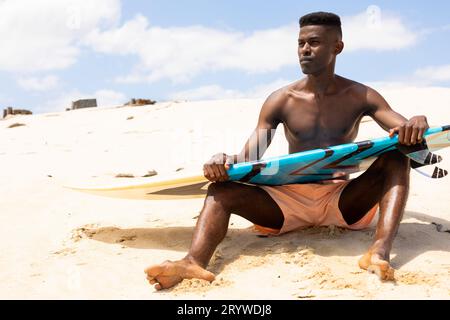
[37,89,126,114]
[85,15,298,84]
[371,64,450,87]
[17,75,59,91]
[84,6,417,84]
[170,79,292,101]
[0,1,420,96]
[414,65,450,82]
[342,5,417,52]
[0,0,120,72]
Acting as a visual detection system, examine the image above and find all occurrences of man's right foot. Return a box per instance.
[144,259,215,290]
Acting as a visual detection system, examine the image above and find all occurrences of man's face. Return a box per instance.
[298,25,342,75]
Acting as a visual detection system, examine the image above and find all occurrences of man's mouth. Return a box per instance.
[300,58,313,63]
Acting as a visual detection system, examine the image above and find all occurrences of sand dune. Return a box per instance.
[0,87,449,299]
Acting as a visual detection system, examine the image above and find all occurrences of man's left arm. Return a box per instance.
[365,87,429,145]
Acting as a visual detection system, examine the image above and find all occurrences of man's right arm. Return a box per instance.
[203,91,283,182]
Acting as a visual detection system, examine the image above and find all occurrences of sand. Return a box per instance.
[0,87,449,299]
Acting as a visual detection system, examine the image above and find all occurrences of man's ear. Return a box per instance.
[335,40,344,55]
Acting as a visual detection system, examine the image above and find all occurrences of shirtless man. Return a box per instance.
[145,12,429,289]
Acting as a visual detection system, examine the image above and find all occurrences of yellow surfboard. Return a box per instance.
[66,174,209,200]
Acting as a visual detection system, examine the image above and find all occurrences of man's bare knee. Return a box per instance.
[376,150,410,173]
[205,182,241,212]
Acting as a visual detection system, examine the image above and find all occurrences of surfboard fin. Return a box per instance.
[410,160,448,179]
[397,141,443,165]
[398,138,448,179]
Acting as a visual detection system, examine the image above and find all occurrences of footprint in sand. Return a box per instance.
[115,235,137,243]
[71,224,102,241]
[396,271,438,286]
[171,277,233,294]
[52,248,77,256]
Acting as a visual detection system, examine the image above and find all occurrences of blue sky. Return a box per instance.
[1,0,449,114]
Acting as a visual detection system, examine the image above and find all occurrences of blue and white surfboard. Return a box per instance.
[227,125,450,185]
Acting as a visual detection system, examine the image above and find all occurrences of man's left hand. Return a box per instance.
[389,115,429,145]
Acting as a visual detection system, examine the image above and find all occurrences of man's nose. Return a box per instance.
[300,43,311,55]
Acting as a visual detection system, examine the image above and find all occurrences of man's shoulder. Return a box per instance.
[337,77,390,113]
[263,80,297,108]
[337,76,368,93]
[337,76,383,100]
[266,79,305,102]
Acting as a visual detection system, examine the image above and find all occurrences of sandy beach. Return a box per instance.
[0,85,449,300]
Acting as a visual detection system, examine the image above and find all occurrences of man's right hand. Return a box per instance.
[203,153,233,182]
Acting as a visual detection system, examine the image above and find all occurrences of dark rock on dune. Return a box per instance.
[69,99,97,110]
[3,107,32,118]
[142,170,158,177]
[115,173,135,178]
[8,123,26,128]
[124,98,156,106]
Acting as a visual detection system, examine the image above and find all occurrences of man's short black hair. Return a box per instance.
[299,12,342,38]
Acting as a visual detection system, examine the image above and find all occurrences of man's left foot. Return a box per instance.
[144,259,215,290]
[359,250,395,281]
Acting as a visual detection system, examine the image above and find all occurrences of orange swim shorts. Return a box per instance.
[254,180,378,235]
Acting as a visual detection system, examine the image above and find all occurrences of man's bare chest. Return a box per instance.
[281,99,367,148]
